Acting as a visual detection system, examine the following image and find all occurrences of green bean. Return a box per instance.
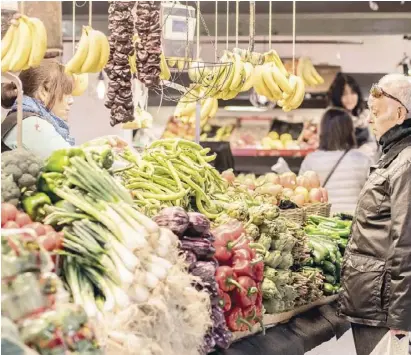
[140,188,188,201]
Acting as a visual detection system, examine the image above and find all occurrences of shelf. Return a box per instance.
[231,148,315,157]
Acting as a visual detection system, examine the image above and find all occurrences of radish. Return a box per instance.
[3,221,19,229]
[15,212,32,227]
[1,203,18,226]
[25,222,46,237]
[309,188,323,203]
[319,187,329,203]
[221,169,235,184]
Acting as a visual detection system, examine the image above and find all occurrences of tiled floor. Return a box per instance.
[306,330,411,355]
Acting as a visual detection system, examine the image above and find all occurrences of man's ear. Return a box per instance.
[396,106,406,125]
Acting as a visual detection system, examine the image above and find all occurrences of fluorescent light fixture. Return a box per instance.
[224,106,268,112]
[96,72,106,100]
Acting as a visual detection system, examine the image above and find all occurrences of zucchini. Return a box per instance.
[323,283,335,295]
[303,257,314,266]
[324,274,336,285]
[333,284,342,294]
[317,223,350,237]
[309,239,329,262]
[322,260,337,276]
[312,250,324,265]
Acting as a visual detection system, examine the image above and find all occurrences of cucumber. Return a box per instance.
[324,274,336,285]
[333,284,342,294]
[322,260,337,276]
[303,257,314,266]
[323,283,335,295]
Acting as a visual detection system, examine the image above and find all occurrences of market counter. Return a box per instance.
[212,302,350,355]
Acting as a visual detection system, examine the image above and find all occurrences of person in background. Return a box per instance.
[1,60,75,158]
[338,74,411,355]
[328,72,378,161]
[299,108,372,213]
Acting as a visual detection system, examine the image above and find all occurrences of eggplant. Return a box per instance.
[180,237,215,260]
[180,250,197,265]
[153,207,189,237]
[189,261,216,283]
[185,212,210,237]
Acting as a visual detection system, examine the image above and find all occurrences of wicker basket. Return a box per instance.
[303,203,332,222]
[279,208,305,226]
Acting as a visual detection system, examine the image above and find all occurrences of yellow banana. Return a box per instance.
[253,65,275,100]
[177,58,186,71]
[264,50,288,78]
[200,97,214,119]
[229,53,244,91]
[167,57,177,67]
[96,32,110,72]
[208,98,219,118]
[296,57,305,78]
[81,29,104,73]
[217,51,234,92]
[65,26,90,74]
[283,75,305,110]
[1,24,20,72]
[9,17,32,72]
[271,64,293,94]
[188,59,206,83]
[261,63,282,100]
[72,73,89,96]
[309,65,324,84]
[1,21,18,61]
[240,62,255,92]
[159,52,171,81]
[175,101,196,118]
[27,17,47,68]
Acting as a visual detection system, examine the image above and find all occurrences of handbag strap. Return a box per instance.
[323,149,350,187]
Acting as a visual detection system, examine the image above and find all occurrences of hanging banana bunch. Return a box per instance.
[65,26,110,74]
[297,57,325,87]
[2,15,47,73]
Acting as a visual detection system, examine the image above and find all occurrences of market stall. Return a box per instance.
[1,1,362,354]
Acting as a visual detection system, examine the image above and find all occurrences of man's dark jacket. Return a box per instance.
[338,119,411,331]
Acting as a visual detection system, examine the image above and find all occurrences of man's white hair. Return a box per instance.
[379,74,411,113]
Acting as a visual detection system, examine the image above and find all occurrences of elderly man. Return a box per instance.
[338,73,411,355]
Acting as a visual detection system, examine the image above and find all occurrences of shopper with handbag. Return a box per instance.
[299,108,372,213]
[338,73,411,355]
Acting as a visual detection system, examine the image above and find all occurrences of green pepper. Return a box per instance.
[37,172,66,202]
[22,192,52,221]
[44,148,85,173]
[317,223,350,237]
[305,225,340,239]
[308,215,348,229]
[323,283,335,295]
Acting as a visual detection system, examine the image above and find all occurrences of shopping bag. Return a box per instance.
[370,331,409,355]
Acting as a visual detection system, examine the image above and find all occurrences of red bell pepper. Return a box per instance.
[212,220,245,263]
[232,276,258,308]
[252,260,264,282]
[215,266,244,292]
[218,289,232,313]
[232,256,263,279]
[225,307,254,332]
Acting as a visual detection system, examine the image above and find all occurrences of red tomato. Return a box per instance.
[24,222,46,237]
[3,221,19,229]
[1,203,18,226]
[15,212,32,227]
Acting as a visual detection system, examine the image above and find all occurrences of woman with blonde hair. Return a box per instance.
[1,60,75,158]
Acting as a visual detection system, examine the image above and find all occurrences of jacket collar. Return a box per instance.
[377,119,411,168]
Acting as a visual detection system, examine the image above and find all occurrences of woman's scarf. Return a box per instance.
[10,96,75,146]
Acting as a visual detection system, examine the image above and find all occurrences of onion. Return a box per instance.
[221,169,235,184]
[319,187,329,203]
[258,184,283,197]
[296,176,311,189]
[265,173,280,185]
[291,194,305,207]
[309,188,323,203]
[282,188,294,199]
[294,186,309,202]
[303,171,321,189]
[244,178,255,191]
[280,172,297,189]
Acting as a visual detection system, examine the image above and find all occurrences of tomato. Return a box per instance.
[1,203,18,226]
[3,221,19,229]
[14,212,32,227]
[24,222,46,237]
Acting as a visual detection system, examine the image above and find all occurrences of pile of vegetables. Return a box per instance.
[222,170,329,209]
[33,146,213,355]
[1,149,44,207]
[154,207,231,352]
[303,215,351,295]
[1,227,101,354]
[114,139,228,219]
[211,219,265,333]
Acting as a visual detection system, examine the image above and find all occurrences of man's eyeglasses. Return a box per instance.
[370,84,409,113]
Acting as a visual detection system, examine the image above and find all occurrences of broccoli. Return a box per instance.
[278,252,294,270]
[264,250,282,268]
[244,222,260,240]
[1,174,21,206]
[259,219,279,237]
[1,149,43,194]
[264,298,286,314]
[226,201,249,221]
[257,233,272,250]
[263,267,278,282]
[261,278,280,300]
[271,232,297,252]
[248,204,279,226]
[264,267,293,287]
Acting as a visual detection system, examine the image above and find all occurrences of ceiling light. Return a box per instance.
[369,1,379,11]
